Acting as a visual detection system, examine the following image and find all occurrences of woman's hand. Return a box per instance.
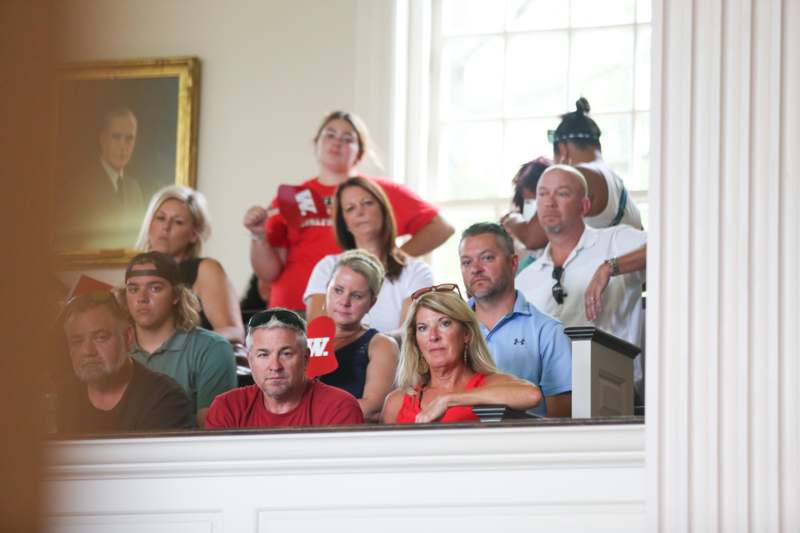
[415,393,450,424]
[243,205,268,237]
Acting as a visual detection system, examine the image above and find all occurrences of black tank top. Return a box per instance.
[320,328,379,399]
[177,257,213,331]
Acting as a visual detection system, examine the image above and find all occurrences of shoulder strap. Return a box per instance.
[610,187,629,226]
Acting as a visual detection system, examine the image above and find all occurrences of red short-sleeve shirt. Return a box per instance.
[264,176,439,310]
[204,381,364,429]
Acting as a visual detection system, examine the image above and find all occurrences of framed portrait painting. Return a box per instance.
[53,56,200,267]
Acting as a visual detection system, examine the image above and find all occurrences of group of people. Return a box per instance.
[56,98,647,434]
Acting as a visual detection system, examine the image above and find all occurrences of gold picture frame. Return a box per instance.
[53,56,200,268]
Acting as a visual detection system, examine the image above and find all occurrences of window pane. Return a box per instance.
[506,0,569,31]
[441,0,504,35]
[503,118,557,182]
[505,32,569,116]
[635,25,651,110]
[571,0,635,27]
[636,0,652,23]
[591,112,632,184]
[630,111,650,191]
[440,36,504,119]
[429,203,501,293]
[569,27,634,113]
[436,120,504,201]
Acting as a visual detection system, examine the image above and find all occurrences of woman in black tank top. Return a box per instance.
[136,185,244,344]
[322,249,398,422]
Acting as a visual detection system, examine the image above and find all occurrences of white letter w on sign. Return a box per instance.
[308,337,330,357]
[294,189,317,216]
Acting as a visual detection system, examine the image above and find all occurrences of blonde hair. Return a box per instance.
[397,291,498,393]
[135,185,211,258]
[330,249,385,302]
[115,283,201,332]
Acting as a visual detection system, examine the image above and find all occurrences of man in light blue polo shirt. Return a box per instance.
[459,222,572,417]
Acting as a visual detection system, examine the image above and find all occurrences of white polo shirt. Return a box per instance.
[515,225,647,349]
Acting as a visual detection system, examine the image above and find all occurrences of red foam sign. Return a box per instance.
[67,275,114,302]
[306,316,338,379]
[276,184,329,228]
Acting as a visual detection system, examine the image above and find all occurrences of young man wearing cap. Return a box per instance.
[59,291,195,433]
[122,252,237,427]
[204,308,363,429]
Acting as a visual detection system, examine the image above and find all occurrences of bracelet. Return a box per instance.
[605,257,621,277]
[250,232,265,242]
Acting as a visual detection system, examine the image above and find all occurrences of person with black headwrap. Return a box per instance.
[503,98,642,251]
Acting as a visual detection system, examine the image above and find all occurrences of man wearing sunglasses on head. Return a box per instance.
[58,291,195,433]
[459,222,573,417]
[515,165,647,392]
[204,309,364,429]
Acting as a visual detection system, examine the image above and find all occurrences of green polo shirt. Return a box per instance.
[131,327,237,413]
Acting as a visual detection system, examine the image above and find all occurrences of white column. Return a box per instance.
[647,0,799,531]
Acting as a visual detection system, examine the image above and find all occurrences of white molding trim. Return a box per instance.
[46,424,645,532]
[46,424,644,481]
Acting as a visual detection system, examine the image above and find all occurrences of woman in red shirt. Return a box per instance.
[243,111,453,312]
[381,285,541,424]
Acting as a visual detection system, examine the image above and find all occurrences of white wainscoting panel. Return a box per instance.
[45,424,644,533]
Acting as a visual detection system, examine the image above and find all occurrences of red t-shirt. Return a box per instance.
[264,176,439,310]
[395,373,488,424]
[204,381,364,429]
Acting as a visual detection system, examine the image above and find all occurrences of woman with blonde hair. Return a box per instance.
[136,185,244,344]
[243,110,453,313]
[320,249,398,422]
[381,285,541,424]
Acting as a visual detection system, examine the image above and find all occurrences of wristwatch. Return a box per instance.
[605,257,621,276]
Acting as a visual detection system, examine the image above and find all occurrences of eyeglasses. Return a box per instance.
[320,128,358,145]
[410,283,463,301]
[551,267,568,305]
[247,308,307,333]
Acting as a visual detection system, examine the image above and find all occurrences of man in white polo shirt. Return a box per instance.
[516,164,646,352]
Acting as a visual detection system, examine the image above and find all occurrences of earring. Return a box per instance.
[463,345,469,365]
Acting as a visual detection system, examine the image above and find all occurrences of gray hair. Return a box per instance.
[460,222,515,256]
[246,316,308,352]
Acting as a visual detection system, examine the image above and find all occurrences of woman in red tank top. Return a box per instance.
[380,285,542,424]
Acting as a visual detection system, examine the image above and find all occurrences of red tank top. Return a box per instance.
[395,373,488,424]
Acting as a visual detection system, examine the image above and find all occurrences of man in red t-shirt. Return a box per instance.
[204,308,363,429]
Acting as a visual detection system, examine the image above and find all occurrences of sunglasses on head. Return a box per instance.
[551,267,567,305]
[410,283,463,301]
[247,308,306,332]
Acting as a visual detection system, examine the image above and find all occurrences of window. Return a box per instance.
[403,0,651,285]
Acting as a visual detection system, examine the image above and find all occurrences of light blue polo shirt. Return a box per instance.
[471,291,572,417]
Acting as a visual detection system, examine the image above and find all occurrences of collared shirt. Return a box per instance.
[100,157,123,192]
[470,291,572,417]
[131,327,237,413]
[516,225,647,348]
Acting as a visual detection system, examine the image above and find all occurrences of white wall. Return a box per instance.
[58,0,395,293]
